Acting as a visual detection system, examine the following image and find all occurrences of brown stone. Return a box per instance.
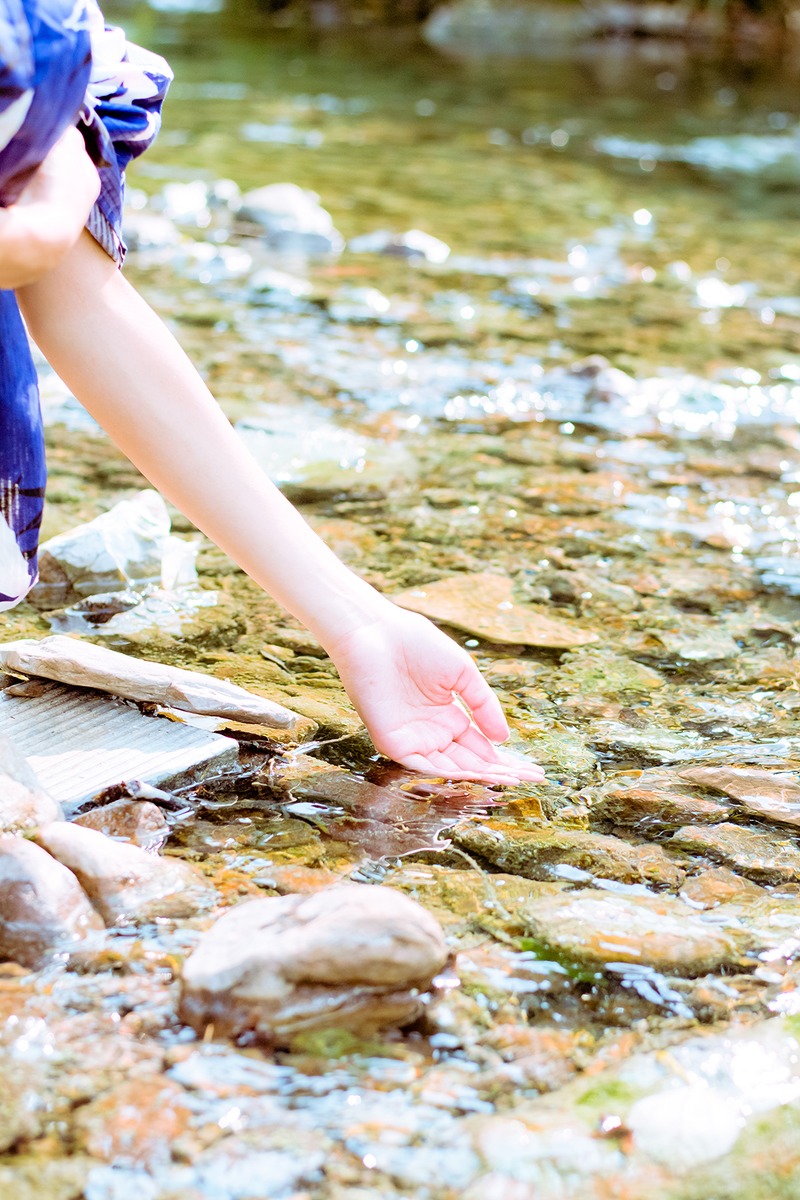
[73,799,169,850]
[451,819,685,889]
[0,836,103,967]
[680,868,765,909]
[392,573,597,647]
[522,889,744,975]
[677,766,800,831]
[670,823,800,884]
[33,822,214,924]
[72,1076,192,1168]
[591,787,729,830]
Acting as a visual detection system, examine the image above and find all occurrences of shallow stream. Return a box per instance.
[4,12,800,1199]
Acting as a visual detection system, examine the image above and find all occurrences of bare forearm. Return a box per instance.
[17,232,389,648]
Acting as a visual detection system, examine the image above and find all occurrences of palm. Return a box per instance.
[327,608,545,785]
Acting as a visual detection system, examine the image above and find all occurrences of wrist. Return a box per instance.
[302,574,398,655]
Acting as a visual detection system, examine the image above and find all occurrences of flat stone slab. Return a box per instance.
[0,681,237,813]
[392,573,598,648]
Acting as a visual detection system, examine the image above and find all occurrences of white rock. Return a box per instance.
[238,183,343,255]
[628,1085,743,1169]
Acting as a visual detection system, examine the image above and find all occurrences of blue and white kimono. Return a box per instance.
[0,0,171,609]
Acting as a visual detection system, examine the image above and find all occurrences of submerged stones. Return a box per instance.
[392,573,597,648]
[179,884,448,1044]
[670,822,800,884]
[33,822,214,924]
[678,765,800,831]
[590,785,729,829]
[451,819,685,888]
[0,836,103,967]
[522,889,743,975]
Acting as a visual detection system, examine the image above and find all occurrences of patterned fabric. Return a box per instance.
[0,0,170,609]
[80,1,172,263]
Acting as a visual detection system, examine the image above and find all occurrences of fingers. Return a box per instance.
[455,724,545,781]
[452,658,510,744]
[399,741,544,786]
[400,752,523,784]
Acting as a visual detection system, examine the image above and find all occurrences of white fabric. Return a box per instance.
[0,511,33,611]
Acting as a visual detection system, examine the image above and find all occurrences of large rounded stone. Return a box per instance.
[33,822,214,925]
[522,889,744,976]
[179,883,448,1044]
[0,836,103,967]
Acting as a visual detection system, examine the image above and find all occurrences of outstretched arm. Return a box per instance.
[17,231,543,785]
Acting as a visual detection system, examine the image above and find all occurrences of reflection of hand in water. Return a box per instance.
[327,606,546,786]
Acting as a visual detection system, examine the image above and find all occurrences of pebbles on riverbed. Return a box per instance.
[179,883,449,1044]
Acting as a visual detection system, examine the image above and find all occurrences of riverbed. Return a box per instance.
[3,12,800,1199]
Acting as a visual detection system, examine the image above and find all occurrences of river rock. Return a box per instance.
[677,766,800,831]
[0,735,62,831]
[72,1077,192,1169]
[450,820,684,888]
[588,721,697,764]
[0,836,103,967]
[558,650,664,697]
[670,822,800,884]
[522,889,742,975]
[33,822,214,924]
[237,183,344,255]
[652,628,741,663]
[179,883,448,1044]
[33,490,171,607]
[348,228,451,263]
[392,573,597,648]
[680,867,765,909]
[73,799,169,851]
[590,786,729,830]
[627,1085,743,1169]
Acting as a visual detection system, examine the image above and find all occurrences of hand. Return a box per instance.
[0,127,100,288]
[326,605,545,785]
